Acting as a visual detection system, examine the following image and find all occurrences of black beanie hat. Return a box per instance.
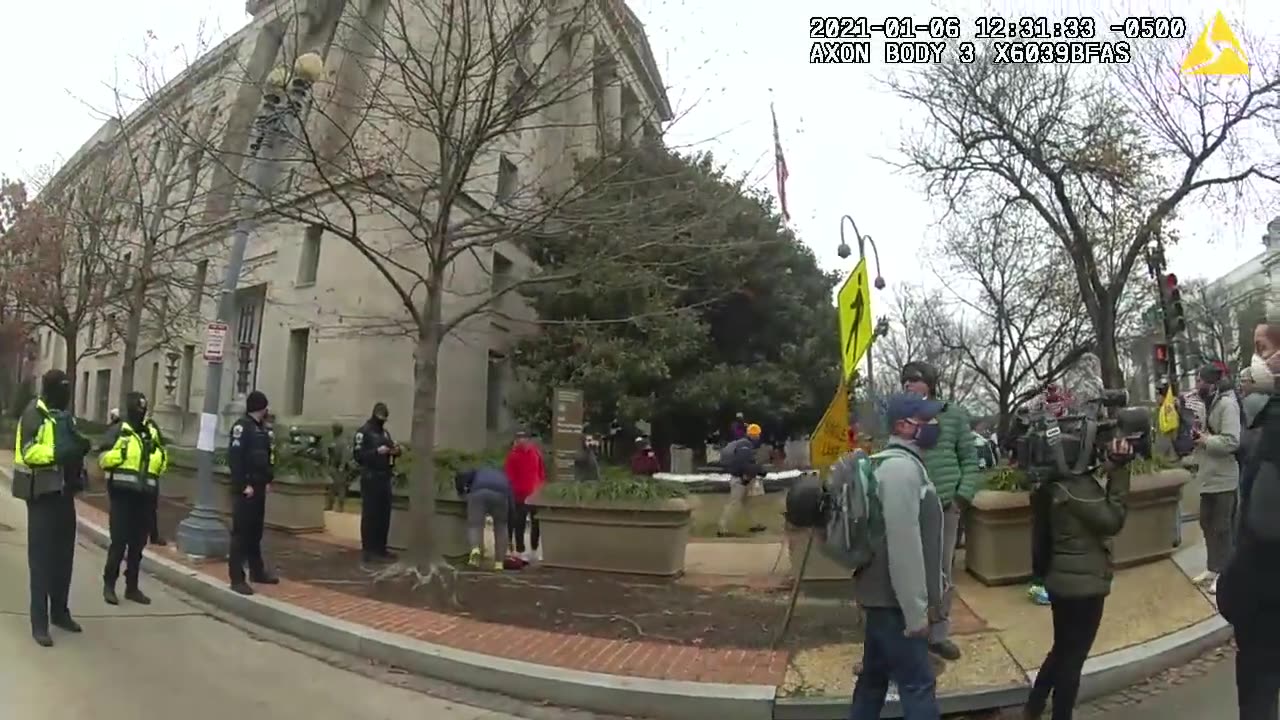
[900,360,940,394]
[246,390,269,413]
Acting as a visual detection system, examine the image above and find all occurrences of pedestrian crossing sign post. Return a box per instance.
[1181,11,1249,76]
[837,258,874,381]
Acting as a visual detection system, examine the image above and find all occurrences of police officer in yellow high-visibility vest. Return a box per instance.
[12,369,91,647]
[98,392,168,606]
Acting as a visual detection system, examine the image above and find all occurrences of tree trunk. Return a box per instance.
[406,280,445,569]
[119,175,172,408]
[62,335,78,407]
[1094,302,1125,389]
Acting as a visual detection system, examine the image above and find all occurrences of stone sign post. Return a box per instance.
[552,388,584,482]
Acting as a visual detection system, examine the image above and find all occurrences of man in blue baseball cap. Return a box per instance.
[850,392,947,720]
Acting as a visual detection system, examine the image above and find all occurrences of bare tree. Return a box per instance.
[886,37,1280,387]
[927,206,1094,436]
[102,35,224,408]
[1181,280,1267,372]
[201,0,685,584]
[8,155,133,396]
[871,283,981,407]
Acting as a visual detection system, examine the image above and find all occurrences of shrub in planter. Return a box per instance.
[532,475,692,576]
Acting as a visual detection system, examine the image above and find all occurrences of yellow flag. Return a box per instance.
[811,379,850,473]
[1157,387,1180,434]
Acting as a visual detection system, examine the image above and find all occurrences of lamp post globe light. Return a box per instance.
[838,215,887,435]
[175,53,325,558]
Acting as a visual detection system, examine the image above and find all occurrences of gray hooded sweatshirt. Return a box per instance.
[1196,391,1242,494]
[852,436,945,632]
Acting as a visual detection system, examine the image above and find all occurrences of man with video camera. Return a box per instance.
[1014,390,1140,720]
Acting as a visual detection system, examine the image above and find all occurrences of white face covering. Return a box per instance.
[1244,352,1276,394]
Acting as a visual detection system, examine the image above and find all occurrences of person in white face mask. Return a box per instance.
[1217,322,1280,720]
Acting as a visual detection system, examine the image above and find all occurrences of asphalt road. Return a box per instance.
[0,488,534,720]
[1084,655,1238,720]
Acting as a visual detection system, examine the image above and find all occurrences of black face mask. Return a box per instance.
[1198,387,1214,401]
[127,410,147,426]
[373,416,387,427]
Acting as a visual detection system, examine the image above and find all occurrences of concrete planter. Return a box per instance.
[965,470,1192,586]
[158,471,194,501]
[263,474,329,534]
[387,495,470,559]
[964,490,1034,586]
[207,471,329,534]
[784,525,850,585]
[1112,469,1190,566]
[530,491,692,576]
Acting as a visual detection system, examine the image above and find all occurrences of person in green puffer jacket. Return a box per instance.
[900,360,980,662]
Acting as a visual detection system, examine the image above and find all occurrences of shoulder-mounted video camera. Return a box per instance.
[1009,389,1149,483]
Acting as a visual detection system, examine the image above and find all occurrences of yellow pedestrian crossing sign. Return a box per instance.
[837,258,874,381]
[1181,11,1249,76]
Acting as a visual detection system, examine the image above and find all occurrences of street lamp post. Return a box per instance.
[175,53,325,558]
[837,215,886,433]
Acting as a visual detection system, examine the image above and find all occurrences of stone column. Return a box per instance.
[566,30,596,158]
[603,76,623,149]
[1264,217,1280,322]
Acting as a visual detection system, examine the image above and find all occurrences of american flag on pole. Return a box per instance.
[771,103,790,221]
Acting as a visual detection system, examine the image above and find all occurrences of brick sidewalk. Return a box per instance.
[73,499,789,685]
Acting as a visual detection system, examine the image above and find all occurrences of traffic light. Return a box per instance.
[1154,342,1170,367]
[1164,273,1186,336]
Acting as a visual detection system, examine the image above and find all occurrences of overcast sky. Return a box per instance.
[2,0,1276,319]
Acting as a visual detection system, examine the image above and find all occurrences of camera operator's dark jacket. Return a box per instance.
[1035,465,1130,598]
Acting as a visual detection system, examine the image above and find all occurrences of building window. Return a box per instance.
[491,253,513,294]
[179,344,196,412]
[119,251,133,293]
[297,225,323,285]
[496,156,518,205]
[508,66,532,110]
[486,351,505,432]
[80,371,89,414]
[286,327,311,415]
[88,316,97,348]
[189,259,209,312]
[95,369,112,422]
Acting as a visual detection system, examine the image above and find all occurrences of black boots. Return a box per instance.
[230,581,255,596]
[32,629,53,647]
[51,615,82,633]
[105,582,150,605]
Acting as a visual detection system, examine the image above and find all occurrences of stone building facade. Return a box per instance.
[29,0,672,450]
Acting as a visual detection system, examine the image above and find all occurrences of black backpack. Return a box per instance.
[1172,397,1197,458]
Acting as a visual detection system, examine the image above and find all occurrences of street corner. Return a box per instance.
[779,632,1026,699]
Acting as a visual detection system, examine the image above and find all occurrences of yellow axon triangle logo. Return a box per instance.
[1181,11,1249,75]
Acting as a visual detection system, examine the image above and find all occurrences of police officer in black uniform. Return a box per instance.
[353,402,400,563]
[227,390,279,595]
[14,369,90,646]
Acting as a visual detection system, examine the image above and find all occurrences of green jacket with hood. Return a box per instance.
[920,401,981,508]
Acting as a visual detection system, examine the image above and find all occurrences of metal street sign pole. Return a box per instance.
[175,56,322,558]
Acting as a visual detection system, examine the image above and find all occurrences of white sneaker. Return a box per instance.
[1192,570,1215,585]
[521,550,535,563]
[1208,576,1219,594]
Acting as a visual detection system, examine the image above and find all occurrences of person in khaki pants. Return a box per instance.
[717,423,766,537]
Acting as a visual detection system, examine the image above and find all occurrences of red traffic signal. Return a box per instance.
[1154,342,1170,364]
[1165,273,1179,289]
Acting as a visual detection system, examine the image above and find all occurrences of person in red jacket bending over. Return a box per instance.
[504,431,546,562]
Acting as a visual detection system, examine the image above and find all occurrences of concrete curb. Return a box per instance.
[73,508,1231,720]
[73,515,777,720]
[773,614,1232,719]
